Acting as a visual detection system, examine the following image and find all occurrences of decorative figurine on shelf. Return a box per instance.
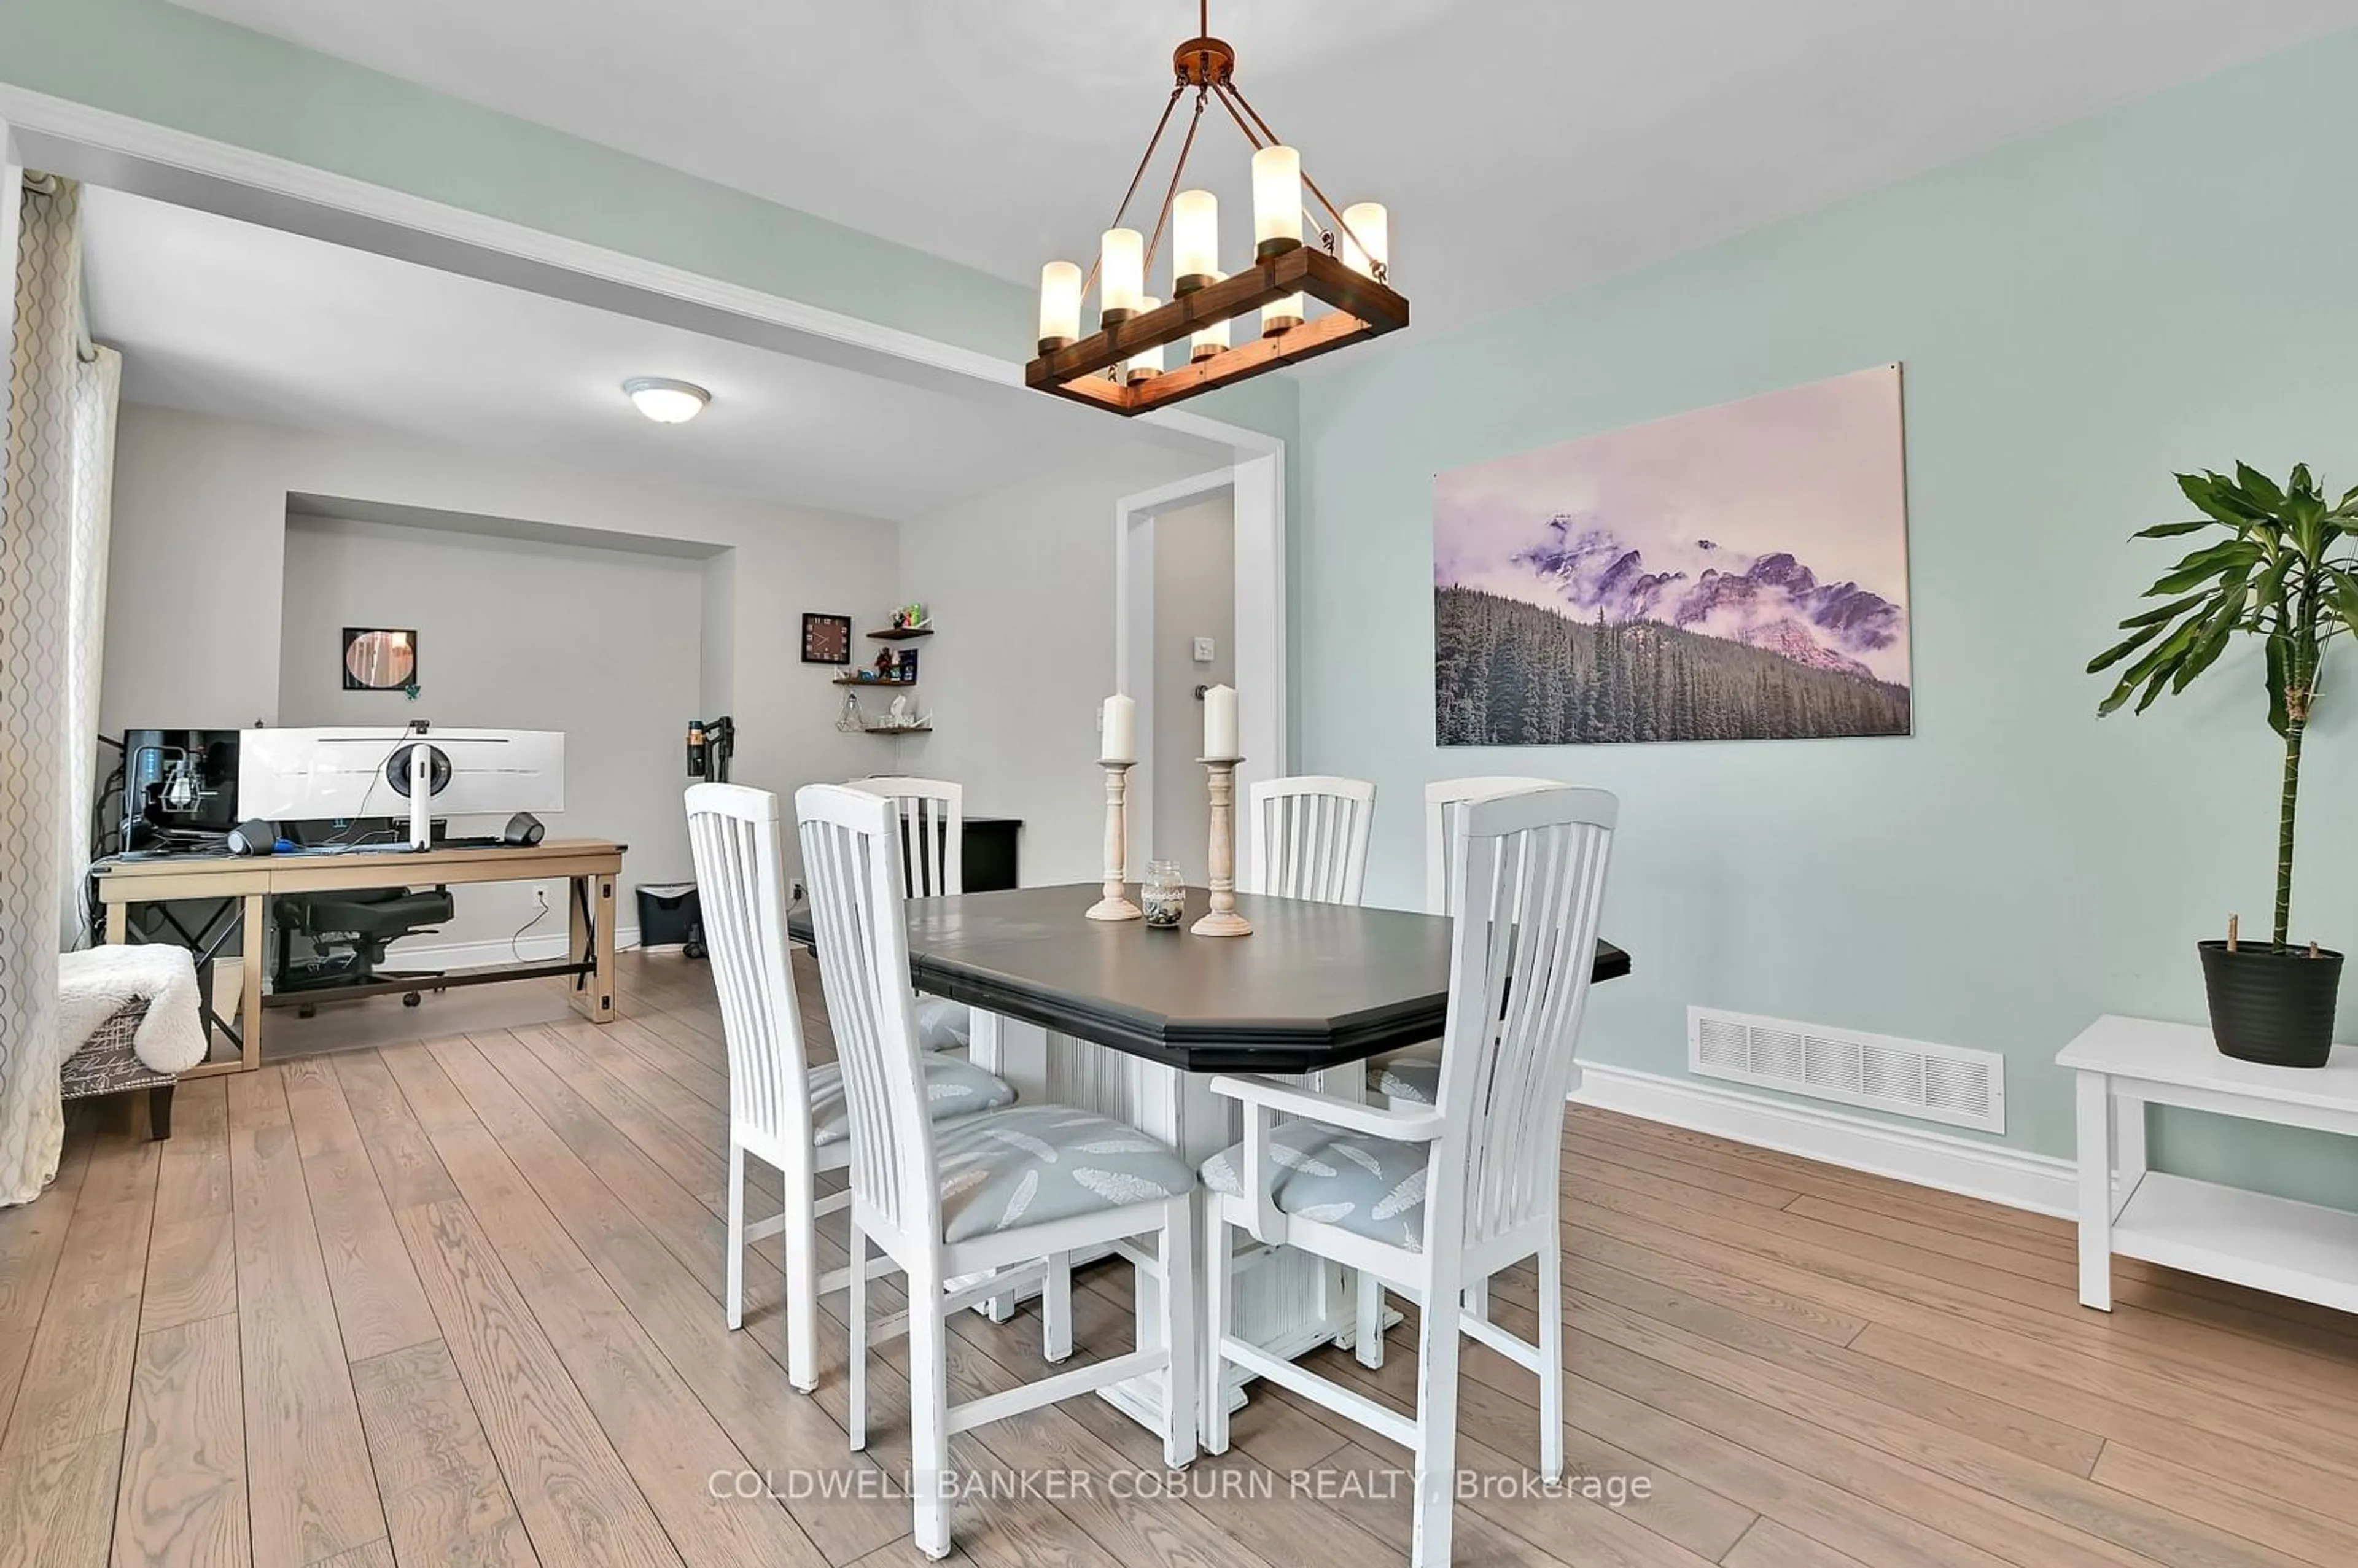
[836,691,866,733]
[889,695,914,728]
[874,648,897,680]
[897,648,919,681]
[892,608,908,629]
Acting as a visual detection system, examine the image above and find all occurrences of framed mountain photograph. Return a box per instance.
[1434,364,1912,746]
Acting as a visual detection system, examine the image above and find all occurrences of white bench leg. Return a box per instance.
[782,1157,820,1391]
[1043,1251,1073,1364]
[1355,1269,1385,1368]
[910,1270,953,1558]
[1536,1237,1564,1481]
[1202,1209,1233,1456]
[725,1141,747,1331]
[1411,1290,1462,1568]
[2075,1071,2114,1311]
[847,1223,870,1449]
[1160,1193,1199,1469]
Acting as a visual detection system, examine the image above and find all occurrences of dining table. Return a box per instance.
[787,880,1632,1439]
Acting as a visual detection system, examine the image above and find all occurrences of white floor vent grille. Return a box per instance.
[1688,1007,2004,1133]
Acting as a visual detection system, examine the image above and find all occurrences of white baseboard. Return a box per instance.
[386,928,642,971]
[1571,1061,2077,1219]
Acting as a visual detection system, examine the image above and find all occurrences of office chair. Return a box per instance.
[271,885,456,1012]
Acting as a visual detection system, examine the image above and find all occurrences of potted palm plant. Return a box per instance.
[2091,463,2356,1067]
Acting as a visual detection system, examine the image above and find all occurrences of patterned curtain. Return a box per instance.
[1,176,119,1207]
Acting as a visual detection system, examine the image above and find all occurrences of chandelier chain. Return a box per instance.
[1142,88,1210,290]
[1084,82,1188,299]
[1218,81,1387,284]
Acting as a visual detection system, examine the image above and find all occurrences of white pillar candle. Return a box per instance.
[1038,260,1083,349]
[1203,683,1239,758]
[1251,146,1301,254]
[1100,228,1145,322]
[1173,190,1219,292]
[1341,202,1388,279]
[1101,693,1137,763]
[1262,293,1304,336]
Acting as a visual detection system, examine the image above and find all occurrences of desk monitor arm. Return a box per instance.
[388,729,451,852]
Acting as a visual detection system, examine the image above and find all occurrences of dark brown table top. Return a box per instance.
[786,882,1630,1074]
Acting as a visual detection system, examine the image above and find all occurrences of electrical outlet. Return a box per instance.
[1193,635,1216,664]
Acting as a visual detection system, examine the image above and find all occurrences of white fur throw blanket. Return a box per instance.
[58,946,208,1075]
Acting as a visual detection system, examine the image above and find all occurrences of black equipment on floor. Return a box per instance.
[272,884,456,1011]
[685,715,735,782]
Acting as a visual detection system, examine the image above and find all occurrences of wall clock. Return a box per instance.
[801,612,852,666]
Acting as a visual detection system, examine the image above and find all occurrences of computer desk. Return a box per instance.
[91,837,625,1076]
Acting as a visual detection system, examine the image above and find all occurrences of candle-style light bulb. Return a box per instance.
[1126,297,1164,384]
[1251,146,1302,257]
[1262,293,1304,337]
[1191,276,1231,362]
[1341,202,1389,280]
[1173,190,1219,294]
[1038,260,1083,352]
[1100,228,1144,325]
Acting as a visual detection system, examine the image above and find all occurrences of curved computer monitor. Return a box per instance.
[238,727,564,845]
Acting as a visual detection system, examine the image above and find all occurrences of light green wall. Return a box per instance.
[0,0,1296,441]
[1294,31,2358,1202]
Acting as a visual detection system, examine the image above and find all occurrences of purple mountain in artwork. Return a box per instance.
[1508,516,1904,680]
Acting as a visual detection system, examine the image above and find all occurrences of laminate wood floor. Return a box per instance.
[6,949,2357,1566]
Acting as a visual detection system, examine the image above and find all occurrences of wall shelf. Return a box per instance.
[867,626,935,642]
[865,726,932,735]
[835,677,917,689]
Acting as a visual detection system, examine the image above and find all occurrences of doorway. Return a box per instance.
[1146,496,1235,880]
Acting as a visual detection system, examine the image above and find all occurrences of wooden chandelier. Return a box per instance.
[1026,5,1409,416]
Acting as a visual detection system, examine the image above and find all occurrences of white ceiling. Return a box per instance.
[166,0,2358,333]
[79,187,1215,520]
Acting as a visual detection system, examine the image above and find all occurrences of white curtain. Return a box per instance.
[61,297,119,949]
[1,174,120,1208]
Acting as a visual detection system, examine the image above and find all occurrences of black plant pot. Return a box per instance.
[2198,940,2344,1068]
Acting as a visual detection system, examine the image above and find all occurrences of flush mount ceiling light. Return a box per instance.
[623,376,710,424]
[1029,1,1407,417]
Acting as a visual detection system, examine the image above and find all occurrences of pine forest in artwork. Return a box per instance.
[1434,365,1913,746]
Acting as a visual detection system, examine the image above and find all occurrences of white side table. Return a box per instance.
[2058,1015,2358,1312]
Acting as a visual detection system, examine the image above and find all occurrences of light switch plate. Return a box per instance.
[1193,636,1216,663]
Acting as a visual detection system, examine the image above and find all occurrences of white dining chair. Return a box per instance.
[849,775,963,897]
[685,783,1016,1392]
[847,775,970,1050]
[1245,775,1376,904]
[1200,786,1616,1568]
[1367,775,1561,1110]
[796,782,1200,1559]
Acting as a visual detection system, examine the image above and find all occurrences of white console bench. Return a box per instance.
[2059,1014,2358,1313]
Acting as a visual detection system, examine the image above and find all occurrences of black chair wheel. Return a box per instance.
[403,992,422,1007]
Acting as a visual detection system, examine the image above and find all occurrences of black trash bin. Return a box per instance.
[636,882,700,952]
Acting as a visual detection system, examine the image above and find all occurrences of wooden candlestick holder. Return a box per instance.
[1192,756,1253,937]
[1086,759,1143,922]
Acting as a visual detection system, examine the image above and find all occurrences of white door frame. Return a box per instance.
[1115,452,1286,893]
